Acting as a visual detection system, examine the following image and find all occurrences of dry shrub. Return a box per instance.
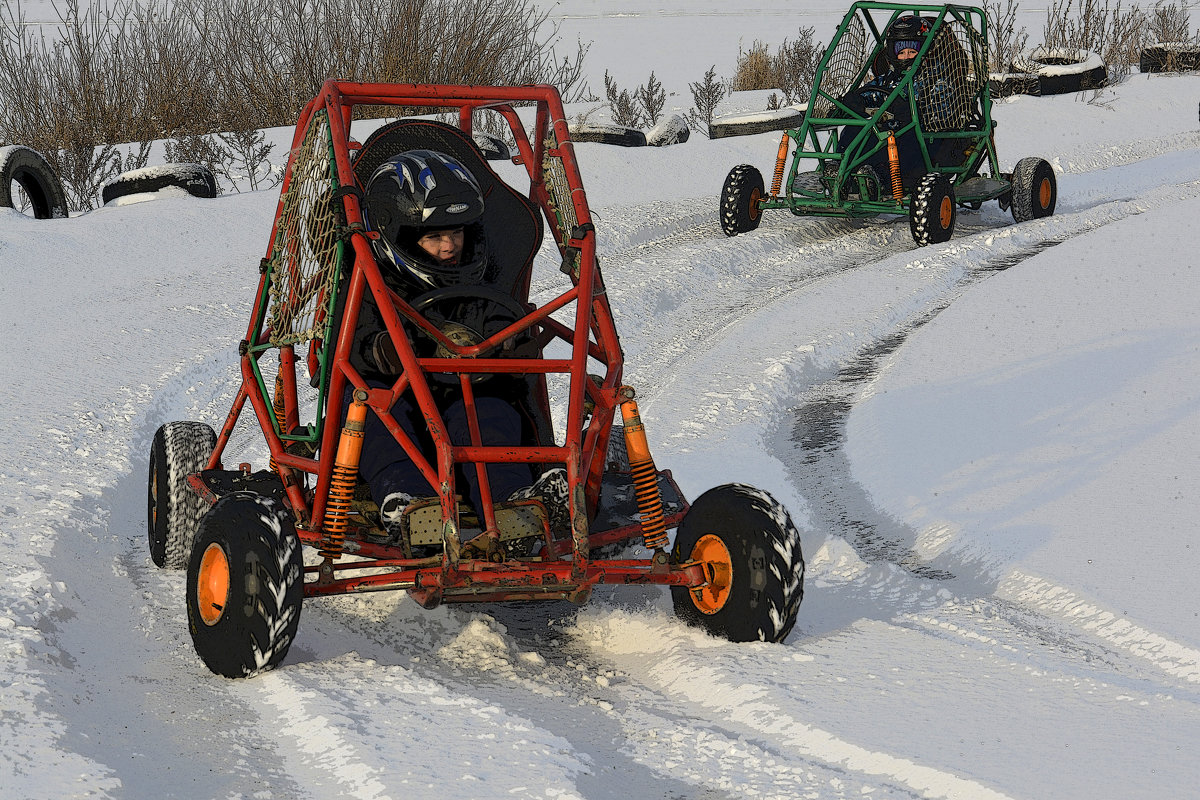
[731,28,821,105]
[987,0,1031,71]
[0,0,589,210]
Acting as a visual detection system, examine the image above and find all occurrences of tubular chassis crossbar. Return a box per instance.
[203,81,695,607]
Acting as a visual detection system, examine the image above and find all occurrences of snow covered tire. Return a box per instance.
[1139,44,1200,73]
[671,484,805,643]
[988,72,1040,97]
[148,421,217,569]
[0,145,68,219]
[473,133,511,161]
[569,124,647,147]
[909,173,957,246]
[102,162,217,205]
[708,108,804,139]
[1010,157,1057,223]
[187,492,303,679]
[720,164,765,237]
[1011,47,1108,95]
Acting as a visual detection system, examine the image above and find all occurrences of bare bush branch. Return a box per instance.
[686,65,727,133]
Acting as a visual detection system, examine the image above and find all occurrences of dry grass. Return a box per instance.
[0,0,588,210]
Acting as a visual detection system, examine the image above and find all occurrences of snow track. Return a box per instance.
[5,76,1200,798]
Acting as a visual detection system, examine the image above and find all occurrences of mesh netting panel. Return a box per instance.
[812,15,867,118]
[542,133,577,252]
[266,110,342,347]
[917,22,985,131]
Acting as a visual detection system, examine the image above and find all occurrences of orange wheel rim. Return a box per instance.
[688,534,733,615]
[939,196,953,228]
[150,470,158,528]
[1038,177,1052,209]
[197,543,231,626]
[748,187,762,221]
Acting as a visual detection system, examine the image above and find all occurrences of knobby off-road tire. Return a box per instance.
[720,164,765,237]
[148,421,217,568]
[909,173,957,246]
[101,163,217,205]
[0,146,68,219]
[1010,157,1057,223]
[671,484,805,643]
[187,492,304,678]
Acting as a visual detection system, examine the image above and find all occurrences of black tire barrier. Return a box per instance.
[568,123,647,147]
[708,107,805,139]
[0,145,69,219]
[472,133,511,161]
[1140,44,1200,73]
[647,114,690,146]
[1011,47,1108,95]
[101,162,218,205]
[988,72,1041,97]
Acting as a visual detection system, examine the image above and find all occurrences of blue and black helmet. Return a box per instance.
[885,15,933,69]
[364,149,487,291]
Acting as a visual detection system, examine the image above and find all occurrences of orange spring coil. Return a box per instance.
[321,390,368,560]
[269,373,286,474]
[887,133,903,199]
[619,394,670,551]
[770,133,790,196]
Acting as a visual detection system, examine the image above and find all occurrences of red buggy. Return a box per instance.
[146,82,806,677]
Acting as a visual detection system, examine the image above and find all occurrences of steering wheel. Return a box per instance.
[408,286,534,384]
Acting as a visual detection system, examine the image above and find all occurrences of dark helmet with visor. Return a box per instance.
[364,149,487,292]
[885,15,933,70]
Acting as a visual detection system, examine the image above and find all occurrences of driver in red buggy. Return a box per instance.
[350,149,568,545]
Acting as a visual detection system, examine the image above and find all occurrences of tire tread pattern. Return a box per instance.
[150,421,216,569]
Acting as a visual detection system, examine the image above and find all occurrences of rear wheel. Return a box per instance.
[148,421,216,568]
[671,484,805,642]
[186,492,303,678]
[909,173,957,246]
[1010,157,1057,222]
[720,164,765,237]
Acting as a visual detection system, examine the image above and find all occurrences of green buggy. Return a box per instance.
[720,2,1058,246]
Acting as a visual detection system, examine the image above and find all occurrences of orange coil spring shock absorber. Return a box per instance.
[619,389,670,551]
[269,373,286,475]
[770,133,790,196]
[887,133,903,199]
[321,389,368,560]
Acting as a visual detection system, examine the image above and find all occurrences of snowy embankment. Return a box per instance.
[1,63,1199,799]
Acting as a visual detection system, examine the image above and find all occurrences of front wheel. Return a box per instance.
[719,164,765,237]
[148,421,216,568]
[1010,157,1057,222]
[186,492,304,678]
[671,484,805,642]
[909,173,957,246]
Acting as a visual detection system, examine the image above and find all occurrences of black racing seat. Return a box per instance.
[349,119,555,453]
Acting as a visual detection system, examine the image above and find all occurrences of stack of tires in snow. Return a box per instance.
[567,114,691,148]
[990,46,1108,97]
[1139,42,1200,73]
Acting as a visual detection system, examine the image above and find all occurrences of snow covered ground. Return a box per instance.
[4,3,1200,799]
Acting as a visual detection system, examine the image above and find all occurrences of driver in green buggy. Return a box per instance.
[350,149,568,546]
[828,14,960,195]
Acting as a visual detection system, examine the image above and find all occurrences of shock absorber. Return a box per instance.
[887,133,903,199]
[619,388,669,551]
[320,389,368,560]
[770,132,790,196]
[269,372,287,475]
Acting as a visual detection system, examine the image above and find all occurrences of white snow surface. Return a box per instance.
[5,5,1200,800]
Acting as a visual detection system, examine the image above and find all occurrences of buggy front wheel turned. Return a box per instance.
[148,421,217,568]
[909,173,957,246]
[1010,157,1057,222]
[186,492,303,678]
[720,165,765,237]
[671,484,805,642]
